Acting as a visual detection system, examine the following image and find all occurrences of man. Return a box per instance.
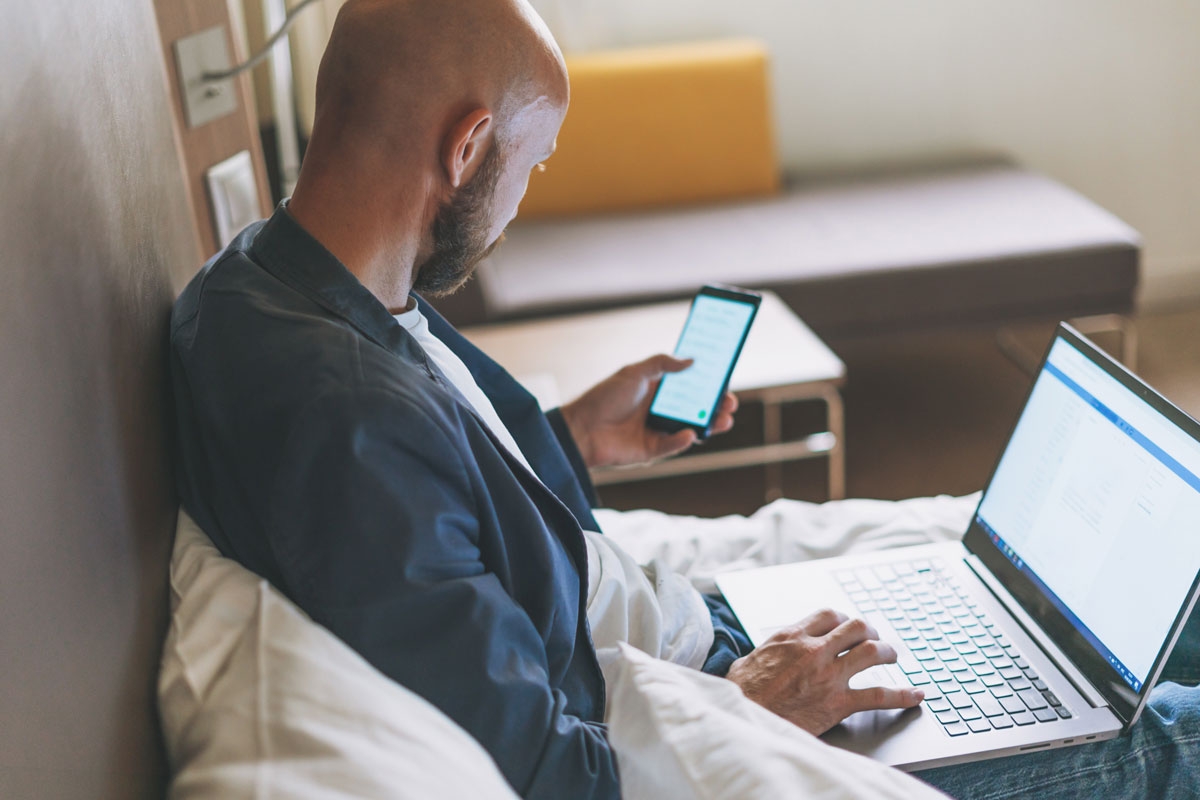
[170,1,1199,797]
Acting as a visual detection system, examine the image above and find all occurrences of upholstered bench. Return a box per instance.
[431,37,1139,348]
[439,157,1140,348]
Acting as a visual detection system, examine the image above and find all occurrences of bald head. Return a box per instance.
[314,0,566,146]
[289,0,569,309]
[313,0,567,154]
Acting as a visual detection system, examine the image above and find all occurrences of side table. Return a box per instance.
[460,291,847,501]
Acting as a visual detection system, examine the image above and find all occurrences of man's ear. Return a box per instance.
[441,108,494,189]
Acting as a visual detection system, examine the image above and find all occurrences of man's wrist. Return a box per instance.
[559,401,597,468]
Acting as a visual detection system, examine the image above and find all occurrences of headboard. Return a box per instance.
[0,0,200,796]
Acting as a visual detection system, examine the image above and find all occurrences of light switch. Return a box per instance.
[206,150,261,249]
[174,26,238,128]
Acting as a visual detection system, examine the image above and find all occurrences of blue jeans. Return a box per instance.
[917,611,1200,799]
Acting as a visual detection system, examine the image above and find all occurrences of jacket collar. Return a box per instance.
[249,202,414,359]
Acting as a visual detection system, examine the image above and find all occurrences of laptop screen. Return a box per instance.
[969,330,1200,716]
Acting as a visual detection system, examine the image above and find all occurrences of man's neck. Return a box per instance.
[287,180,421,314]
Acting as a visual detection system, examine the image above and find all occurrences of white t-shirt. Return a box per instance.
[393,303,533,473]
[393,302,714,670]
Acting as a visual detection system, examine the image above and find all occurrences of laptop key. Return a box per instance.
[908,672,931,686]
[1023,667,1040,680]
[981,673,1006,687]
[935,710,960,725]
[1032,678,1048,691]
[949,693,975,710]
[974,694,1006,717]
[944,721,970,737]
[990,684,1014,698]
[1056,705,1073,719]
[967,717,992,733]
[989,714,1015,729]
[998,666,1022,680]
[1010,711,1036,726]
[897,655,923,674]
[928,670,955,684]
[1009,677,1033,692]
[1017,688,1049,710]
[999,695,1026,714]
[957,704,983,721]
[963,682,988,695]
[926,698,952,713]
[1043,690,1061,707]
[1033,707,1059,723]
[972,662,996,677]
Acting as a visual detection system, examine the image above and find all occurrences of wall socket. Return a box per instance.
[206,150,261,249]
[173,26,238,128]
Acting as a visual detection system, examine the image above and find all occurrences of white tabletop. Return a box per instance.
[461,291,845,409]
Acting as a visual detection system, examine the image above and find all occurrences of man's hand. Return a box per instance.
[559,354,738,470]
[725,608,924,736]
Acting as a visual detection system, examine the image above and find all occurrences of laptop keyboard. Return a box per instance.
[837,558,1074,737]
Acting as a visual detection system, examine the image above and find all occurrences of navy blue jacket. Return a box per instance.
[170,207,617,798]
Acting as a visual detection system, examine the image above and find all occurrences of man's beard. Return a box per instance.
[414,146,506,298]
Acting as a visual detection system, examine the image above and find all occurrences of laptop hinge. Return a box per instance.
[963,554,1109,710]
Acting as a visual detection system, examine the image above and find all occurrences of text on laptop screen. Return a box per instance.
[976,337,1200,692]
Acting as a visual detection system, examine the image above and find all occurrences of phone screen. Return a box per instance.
[649,293,757,427]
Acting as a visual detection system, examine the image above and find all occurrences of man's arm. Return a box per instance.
[268,389,619,800]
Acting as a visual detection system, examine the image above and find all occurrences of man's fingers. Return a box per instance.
[823,617,879,655]
[837,638,897,676]
[799,607,848,637]
[845,685,924,714]
[639,353,693,377]
[651,429,697,459]
[708,392,739,435]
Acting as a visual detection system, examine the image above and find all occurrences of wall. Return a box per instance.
[153,0,272,257]
[533,0,1200,308]
[0,0,199,797]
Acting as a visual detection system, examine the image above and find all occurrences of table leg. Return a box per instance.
[824,388,846,500]
[763,397,783,502]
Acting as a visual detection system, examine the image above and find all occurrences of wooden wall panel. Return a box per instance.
[153,0,273,260]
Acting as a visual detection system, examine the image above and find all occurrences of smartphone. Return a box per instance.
[646,284,762,439]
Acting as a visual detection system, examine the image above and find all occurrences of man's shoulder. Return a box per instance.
[168,221,458,437]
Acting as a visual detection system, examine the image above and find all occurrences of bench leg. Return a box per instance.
[996,314,1138,376]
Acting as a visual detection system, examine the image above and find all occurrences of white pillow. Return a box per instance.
[158,510,520,800]
[602,643,947,800]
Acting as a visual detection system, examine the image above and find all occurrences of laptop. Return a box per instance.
[716,323,1200,771]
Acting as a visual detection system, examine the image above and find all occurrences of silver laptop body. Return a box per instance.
[717,324,1200,771]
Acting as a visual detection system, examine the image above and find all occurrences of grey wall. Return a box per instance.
[533,0,1200,307]
[0,1,199,797]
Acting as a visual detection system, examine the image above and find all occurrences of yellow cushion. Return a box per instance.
[517,39,779,219]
